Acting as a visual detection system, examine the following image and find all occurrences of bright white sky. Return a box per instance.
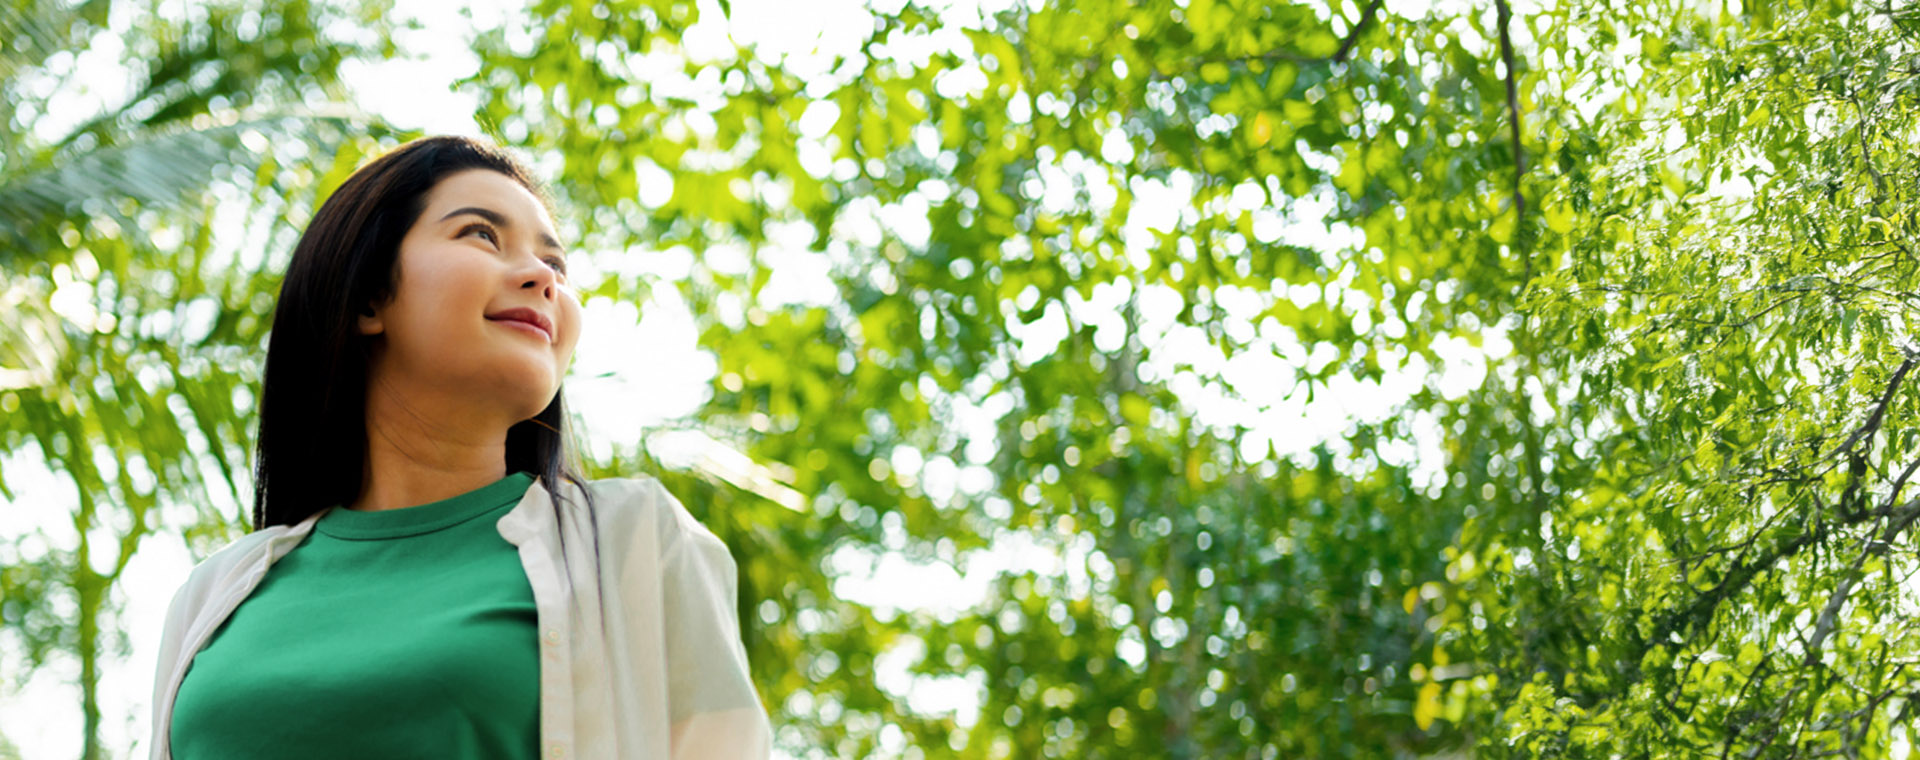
[0,0,1518,758]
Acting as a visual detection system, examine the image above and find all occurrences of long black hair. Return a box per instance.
[252,135,593,530]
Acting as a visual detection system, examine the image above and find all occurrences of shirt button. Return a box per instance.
[547,742,565,758]
[544,629,560,645]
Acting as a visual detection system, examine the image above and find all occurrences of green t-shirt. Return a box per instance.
[171,471,541,759]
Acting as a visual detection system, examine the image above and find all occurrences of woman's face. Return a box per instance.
[359,168,582,425]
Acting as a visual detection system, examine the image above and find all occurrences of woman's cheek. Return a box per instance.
[561,298,585,350]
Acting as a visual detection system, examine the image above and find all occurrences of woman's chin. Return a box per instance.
[480,371,560,416]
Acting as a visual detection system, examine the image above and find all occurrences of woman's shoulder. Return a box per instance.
[166,523,305,616]
[566,474,723,549]
[192,524,297,578]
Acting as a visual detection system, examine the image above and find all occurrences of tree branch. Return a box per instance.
[1332,0,1384,64]
[1815,351,1919,467]
[1494,0,1527,281]
[1617,352,1920,711]
[1804,496,1920,665]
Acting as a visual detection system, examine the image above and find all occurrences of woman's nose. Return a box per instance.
[519,259,556,298]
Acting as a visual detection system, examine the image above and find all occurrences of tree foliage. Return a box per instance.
[11,0,1920,757]
[463,0,1543,755]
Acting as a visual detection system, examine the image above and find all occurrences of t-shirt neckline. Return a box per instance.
[317,471,536,540]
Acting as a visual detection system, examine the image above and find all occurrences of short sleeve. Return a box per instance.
[658,497,773,759]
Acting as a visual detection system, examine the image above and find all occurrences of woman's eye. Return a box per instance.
[460,222,563,274]
[461,223,498,245]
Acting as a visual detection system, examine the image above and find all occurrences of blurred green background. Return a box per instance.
[8,0,1920,757]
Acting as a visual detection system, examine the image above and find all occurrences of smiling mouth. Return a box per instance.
[488,317,552,342]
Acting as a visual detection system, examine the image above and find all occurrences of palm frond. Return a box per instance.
[0,0,111,84]
[0,105,382,262]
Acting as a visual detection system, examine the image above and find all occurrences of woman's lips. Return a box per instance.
[489,317,552,343]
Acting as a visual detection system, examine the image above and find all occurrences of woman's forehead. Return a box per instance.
[424,169,555,226]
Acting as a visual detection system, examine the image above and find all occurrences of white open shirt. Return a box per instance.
[149,475,774,760]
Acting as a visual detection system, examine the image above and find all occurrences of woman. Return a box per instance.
[147,136,772,759]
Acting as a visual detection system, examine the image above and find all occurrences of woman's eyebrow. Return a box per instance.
[438,206,565,250]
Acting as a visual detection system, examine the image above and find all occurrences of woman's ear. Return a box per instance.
[356,304,384,336]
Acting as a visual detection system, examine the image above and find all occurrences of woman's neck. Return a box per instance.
[350,379,512,513]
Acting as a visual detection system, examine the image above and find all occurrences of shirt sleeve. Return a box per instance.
[149,578,198,759]
[657,498,773,760]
